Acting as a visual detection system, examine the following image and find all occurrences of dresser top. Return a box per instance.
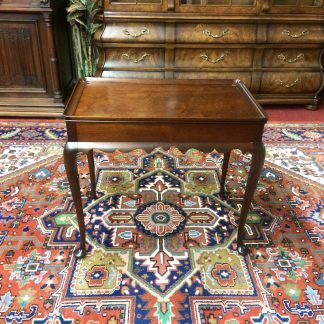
[64,78,267,123]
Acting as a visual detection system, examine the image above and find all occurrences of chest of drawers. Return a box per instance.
[95,0,324,108]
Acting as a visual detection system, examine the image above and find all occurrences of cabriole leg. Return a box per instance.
[237,143,265,256]
[220,150,231,198]
[87,149,97,199]
[64,143,87,259]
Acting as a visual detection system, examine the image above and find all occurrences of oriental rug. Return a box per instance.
[0,120,323,324]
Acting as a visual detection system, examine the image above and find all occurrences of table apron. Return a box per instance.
[65,141,265,154]
[67,121,265,143]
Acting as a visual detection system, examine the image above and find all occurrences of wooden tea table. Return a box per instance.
[64,78,267,259]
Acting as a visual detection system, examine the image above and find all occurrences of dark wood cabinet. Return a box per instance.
[95,0,324,108]
[0,0,73,117]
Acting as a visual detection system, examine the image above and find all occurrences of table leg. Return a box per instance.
[87,149,97,199]
[219,150,231,198]
[64,143,87,259]
[237,142,265,256]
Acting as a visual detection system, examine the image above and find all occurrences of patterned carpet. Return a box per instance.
[0,120,323,323]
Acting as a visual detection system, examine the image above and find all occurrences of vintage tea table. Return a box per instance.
[64,78,267,259]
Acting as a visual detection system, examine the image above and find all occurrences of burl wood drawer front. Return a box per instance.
[260,72,323,93]
[174,72,252,88]
[103,48,165,68]
[176,23,257,43]
[100,23,166,43]
[175,49,254,68]
[101,71,165,78]
[262,49,322,68]
[267,24,324,43]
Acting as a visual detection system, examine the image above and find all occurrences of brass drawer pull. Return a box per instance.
[275,78,301,88]
[203,29,229,39]
[122,53,150,63]
[200,52,227,64]
[123,28,149,38]
[277,53,305,63]
[282,29,309,38]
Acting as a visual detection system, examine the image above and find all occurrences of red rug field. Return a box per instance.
[0,120,323,323]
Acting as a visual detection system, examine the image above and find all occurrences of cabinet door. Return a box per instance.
[267,0,324,13]
[0,16,46,93]
[103,0,168,12]
[175,0,259,14]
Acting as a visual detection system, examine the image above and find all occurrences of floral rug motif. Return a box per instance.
[0,120,323,323]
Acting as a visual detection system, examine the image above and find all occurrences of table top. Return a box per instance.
[64,78,267,123]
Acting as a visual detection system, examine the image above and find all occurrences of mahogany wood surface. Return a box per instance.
[65,78,266,121]
[64,77,267,258]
